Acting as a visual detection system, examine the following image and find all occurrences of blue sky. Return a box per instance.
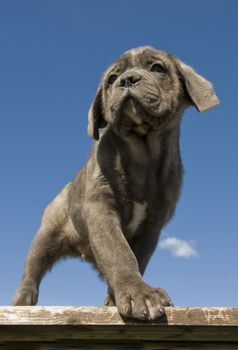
[0,0,237,307]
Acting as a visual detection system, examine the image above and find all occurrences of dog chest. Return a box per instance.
[126,201,147,236]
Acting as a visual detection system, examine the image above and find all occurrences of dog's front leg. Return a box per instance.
[85,200,167,320]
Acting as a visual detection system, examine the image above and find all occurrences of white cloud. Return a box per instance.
[159,236,198,258]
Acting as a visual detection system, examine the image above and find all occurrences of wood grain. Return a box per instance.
[0,307,237,349]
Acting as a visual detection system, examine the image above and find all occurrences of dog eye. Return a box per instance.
[151,63,166,74]
[108,74,118,85]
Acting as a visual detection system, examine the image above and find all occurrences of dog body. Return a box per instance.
[12,47,219,320]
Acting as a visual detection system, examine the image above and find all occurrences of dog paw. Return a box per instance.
[115,282,173,320]
[12,286,38,306]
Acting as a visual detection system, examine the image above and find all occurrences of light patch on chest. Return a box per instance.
[127,201,147,234]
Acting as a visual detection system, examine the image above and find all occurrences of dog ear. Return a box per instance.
[88,86,107,140]
[178,61,220,112]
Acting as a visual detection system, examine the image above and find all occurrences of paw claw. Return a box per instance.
[142,309,148,317]
[125,305,131,315]
[159,306,164,315]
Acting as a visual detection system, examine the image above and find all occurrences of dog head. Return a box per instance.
[88,46,219,140]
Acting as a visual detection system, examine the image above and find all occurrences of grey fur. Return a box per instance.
[12,47,219,320]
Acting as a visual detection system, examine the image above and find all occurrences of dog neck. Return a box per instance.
[111,110,183,166]
[96,119,182,204]
[122,126,180,171]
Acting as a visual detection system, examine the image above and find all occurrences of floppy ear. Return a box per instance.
[88,86,107,140]
[178,61,220,112]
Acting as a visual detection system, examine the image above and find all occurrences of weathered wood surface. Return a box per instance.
[0,306,238,349]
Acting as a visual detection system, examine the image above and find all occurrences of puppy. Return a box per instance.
[12,46,219,320]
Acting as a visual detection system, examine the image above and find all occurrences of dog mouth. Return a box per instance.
[115,94,168,136]
[122,97,146,124]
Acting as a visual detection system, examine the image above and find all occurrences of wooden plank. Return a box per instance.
[1,306,238,326]
[2,342,238,350]
[1,324,238,342]
[0,307,237,349]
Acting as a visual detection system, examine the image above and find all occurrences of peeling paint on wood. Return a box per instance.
[0,306,238,349]
[0,306,238,326]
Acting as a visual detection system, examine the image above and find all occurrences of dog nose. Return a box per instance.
[119,72,141,88]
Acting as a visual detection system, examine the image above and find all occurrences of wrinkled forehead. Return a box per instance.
[106,46,175,73]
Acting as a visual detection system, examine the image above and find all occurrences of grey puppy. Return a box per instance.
[12,46,219,320]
